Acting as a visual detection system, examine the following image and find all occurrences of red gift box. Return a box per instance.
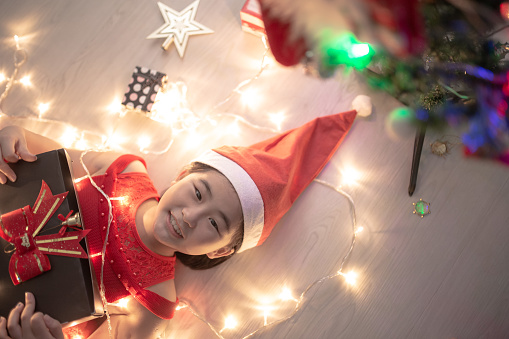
[0,149,102,326]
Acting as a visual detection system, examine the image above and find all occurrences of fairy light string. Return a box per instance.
[2,34,364,339]
[168,179,361,339]
[78,150,115,338]
[0,36,28,109]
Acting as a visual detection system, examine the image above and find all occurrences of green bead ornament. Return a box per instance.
[413,199,430,217]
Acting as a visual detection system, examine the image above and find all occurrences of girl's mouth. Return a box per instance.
[168,213,183,238]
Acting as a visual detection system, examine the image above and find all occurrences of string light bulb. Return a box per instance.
[116,297,130,309]
[137,135,151,151]
[60,127,78,148]
[279,287,298,302]
[107,99,123,115]
[219,315,237,333]
[268,111,286,131]
[341,166,361,186]
[38,102,50,117]
[0,73,6,83]
[240,88,258,108]
[13,35,20,50]
[338,270,358,286]
[175,304,187,311]
[19,75,31,86]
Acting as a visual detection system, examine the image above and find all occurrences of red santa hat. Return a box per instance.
[193,110,357,252]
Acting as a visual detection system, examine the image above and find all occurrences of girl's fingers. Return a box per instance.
[0,142,20,164]
[16,144,37,163]
[20,293,36,333]
[6,303,24,339]
[30,313,54,339]
[43,315,64,339]
[0,150,17,183]
[0,316,12,339]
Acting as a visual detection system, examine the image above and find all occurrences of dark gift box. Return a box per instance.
[0,149,102,326]
[121,66,167,113]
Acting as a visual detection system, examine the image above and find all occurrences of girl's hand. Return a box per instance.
[0,293,64,339]
[0,126,37,184]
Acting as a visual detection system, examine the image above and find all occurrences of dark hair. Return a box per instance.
[174,162,244,270]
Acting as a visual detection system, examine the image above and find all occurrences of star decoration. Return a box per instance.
[147,1,213,58]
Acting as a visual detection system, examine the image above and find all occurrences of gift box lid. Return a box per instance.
[0,149,102,325]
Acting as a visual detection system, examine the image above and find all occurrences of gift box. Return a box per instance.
[240,0,266,37]
[0,149,102,326]
[121,66,167,113]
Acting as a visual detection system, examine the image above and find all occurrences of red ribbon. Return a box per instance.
[0,180,89,285]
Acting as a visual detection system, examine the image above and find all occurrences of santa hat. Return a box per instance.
[193,110,357,252]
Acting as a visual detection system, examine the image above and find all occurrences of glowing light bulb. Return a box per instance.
[74,138,88,150]
[338,271,357,286]
[219,315,237,333]
[260,306,273,326]
[0,73,6,83]
[114,297,130,309]
[107,99,122,115]
[355,226,364,234]
[185,129,204,149]
[110,196,126,204]
[14,35,20,50]
[137,136,151,151]
[279,287,298,302]
[268,111,286,131]
[240,88,258,108]
[19,75,31,87]
[72,335,83,339]
[341,166,361,186]
[228,120,241,136]
[107,134,126,148]
[350,44,370,58]
[175,304,187,311]
[60,128,78,148]
[38,102,50,116]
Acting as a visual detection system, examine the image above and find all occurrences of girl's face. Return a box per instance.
[152,170,243,258]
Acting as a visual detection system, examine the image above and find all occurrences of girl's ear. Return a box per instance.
[206,247,234,259]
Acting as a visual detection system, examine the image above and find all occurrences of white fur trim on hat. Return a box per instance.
[192,150,264,253]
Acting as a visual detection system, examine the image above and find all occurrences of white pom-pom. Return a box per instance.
[351,95,372,117]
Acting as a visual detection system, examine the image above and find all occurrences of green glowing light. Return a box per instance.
[413,199,431,218]
[350,43,370,58]
[321,32,375,69]
[391,107,413,121]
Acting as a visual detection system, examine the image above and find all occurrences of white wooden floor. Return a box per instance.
[1,1,509,338]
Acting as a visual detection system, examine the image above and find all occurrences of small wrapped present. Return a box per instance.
[0,149,102,326]
[121,66,167,113]
[240,0,266,37]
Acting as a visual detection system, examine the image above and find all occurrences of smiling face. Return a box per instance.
[152,168,243,258]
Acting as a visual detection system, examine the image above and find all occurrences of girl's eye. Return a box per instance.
[209,218,218,230]
[195,187,202,201]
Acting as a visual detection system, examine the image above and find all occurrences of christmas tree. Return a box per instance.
[259,0,509,164]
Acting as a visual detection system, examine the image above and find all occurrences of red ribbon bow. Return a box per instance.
[0,180,89,285]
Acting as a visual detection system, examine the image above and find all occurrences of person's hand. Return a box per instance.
[0,292,63,339]
[0,126,37,184]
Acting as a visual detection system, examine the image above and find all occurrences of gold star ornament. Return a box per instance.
[147,1,213,57]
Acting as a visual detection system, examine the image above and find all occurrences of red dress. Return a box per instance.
[67,155,177,336]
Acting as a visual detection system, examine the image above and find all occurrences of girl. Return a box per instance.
[0,109,356,338]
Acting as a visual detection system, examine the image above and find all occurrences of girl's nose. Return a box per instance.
[182,207,199,228]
